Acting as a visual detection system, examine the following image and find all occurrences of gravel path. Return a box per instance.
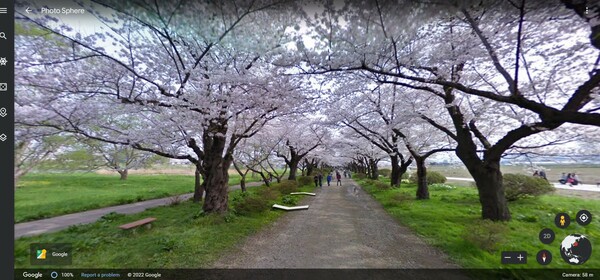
[14,182,263,239]
[212,179,460,269]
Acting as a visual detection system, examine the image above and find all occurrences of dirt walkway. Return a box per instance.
[14,182,262,239]
[213,179,460,269]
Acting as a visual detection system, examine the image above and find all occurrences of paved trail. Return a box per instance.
[213,179,460,269]
[15,182,262,239]
[447,177,600,200]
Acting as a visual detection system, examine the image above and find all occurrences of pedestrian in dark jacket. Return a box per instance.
[318,173,323,187]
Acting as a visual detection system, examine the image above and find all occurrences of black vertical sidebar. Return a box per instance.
[0,1,14,279]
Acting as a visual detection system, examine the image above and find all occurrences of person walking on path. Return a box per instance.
[336,171,342,186]
[313,175,319,188]
[326,173,332,186]
[318,173,324,188]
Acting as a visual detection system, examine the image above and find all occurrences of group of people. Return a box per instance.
[314,171,345,188]
[534,170,583,186]
[559,173,581,186]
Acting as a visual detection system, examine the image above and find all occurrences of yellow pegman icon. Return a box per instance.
[560,215,565,226]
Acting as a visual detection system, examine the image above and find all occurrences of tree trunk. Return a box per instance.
[288,159,300,180]
[193,166,204,203]
[448,102,511,221]
[249,168,271,187]
[118,169,128,180]
[457,145,511,221]
[305,163,314,177]
[390,155,401,187]
[240,175,247,192]
[260,172,271,187]
[358,163,366,174]
[468,160,511,221]
[415,157,429,200]
[391,155,412,188]
[202,163,229,213]
[399,159,411,178]
[369,158,379,180]
[232,161,247,193]
[200,122,231,214]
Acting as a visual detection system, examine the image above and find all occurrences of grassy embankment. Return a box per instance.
[356,177,599,278]
[16,173,261,223]
[15,180,315,268]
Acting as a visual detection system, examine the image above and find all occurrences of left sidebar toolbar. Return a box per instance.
[0,1,14,280]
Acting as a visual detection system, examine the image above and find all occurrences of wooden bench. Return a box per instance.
[118,217,157,230]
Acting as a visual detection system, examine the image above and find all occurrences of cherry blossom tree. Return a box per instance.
[334,131,388,180]
[324,78,454,197]
[391,92,455,199]
[14,126,66,187]
[323,76,414,187]
[271,118,328,180]
[300,141,335,176]
[15,0,310,213]
[79,140,160,180]
[233,138,273,190]
[291,0,600,220]
[233,130,288,189]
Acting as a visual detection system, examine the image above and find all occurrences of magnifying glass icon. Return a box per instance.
[0,32,6,39]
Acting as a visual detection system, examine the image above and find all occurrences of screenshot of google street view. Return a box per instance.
[2,0,600,279]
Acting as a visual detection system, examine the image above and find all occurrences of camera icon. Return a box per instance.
[0,83,7,91]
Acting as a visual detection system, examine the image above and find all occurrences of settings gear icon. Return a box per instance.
[0,57,7,66]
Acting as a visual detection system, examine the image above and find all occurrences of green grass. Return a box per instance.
[14,182,315,268]
[15,173,259,223]
[357,178,600,279]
